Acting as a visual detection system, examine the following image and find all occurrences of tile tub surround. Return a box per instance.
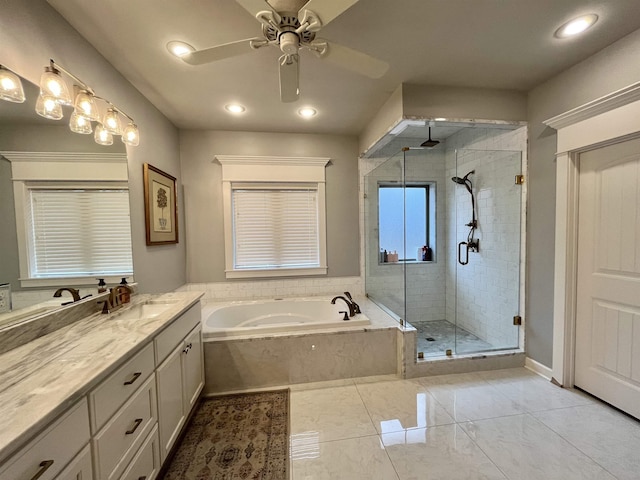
[203,295,401,393]
[0,291,203,464]
[288,368,631,480]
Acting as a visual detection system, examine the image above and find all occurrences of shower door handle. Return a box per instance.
[458,241,469,265]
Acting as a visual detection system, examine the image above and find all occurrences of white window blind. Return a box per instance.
[232,186,320,270]
[26,188,133,277]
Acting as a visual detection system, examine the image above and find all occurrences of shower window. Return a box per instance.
[378,183,435,262]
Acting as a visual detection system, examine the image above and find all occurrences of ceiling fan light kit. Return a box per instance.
[172,0,388,103]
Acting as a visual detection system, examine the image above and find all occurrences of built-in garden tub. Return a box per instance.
[201,296,399,394]
[202,297,370,338]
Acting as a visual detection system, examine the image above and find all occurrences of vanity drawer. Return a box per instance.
[89,343,155,432]
[118,426,160,480]
[154,304,199,365]
[0,398,89,480]
[92,375,157,480]
[55,444,93,480]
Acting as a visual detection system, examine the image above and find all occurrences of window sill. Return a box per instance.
[225,266,327,279]
[20,274,134,288]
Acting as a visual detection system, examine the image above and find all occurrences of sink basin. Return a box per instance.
[115,302,174,321]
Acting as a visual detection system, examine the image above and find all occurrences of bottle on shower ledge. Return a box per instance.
[383,249,388,263]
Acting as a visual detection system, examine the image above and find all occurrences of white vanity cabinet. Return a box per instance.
[0,296,203,480]
[155,304,204,462]
[0,399,90,480]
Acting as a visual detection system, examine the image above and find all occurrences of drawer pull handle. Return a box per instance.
[125,418,143,435]
[124,372,142,385]
[31,460,54,480]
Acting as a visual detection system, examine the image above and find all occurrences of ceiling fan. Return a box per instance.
[176,0,389,102]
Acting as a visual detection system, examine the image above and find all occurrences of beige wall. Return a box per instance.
[526,28,640,368]
[180,130,360,283]
[0,0,186,293]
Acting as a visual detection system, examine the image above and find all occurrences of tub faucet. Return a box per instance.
[343,291,361,314]
[331,296,356,318]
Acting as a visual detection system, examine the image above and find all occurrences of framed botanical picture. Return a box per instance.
[143,163,178,245]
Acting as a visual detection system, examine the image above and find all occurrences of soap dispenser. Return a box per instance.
[97,278,107,293]
[119,277,131,303]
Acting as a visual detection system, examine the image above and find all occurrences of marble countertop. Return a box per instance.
[0,290,203,465]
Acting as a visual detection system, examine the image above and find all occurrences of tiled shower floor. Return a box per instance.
[412,319,493,356]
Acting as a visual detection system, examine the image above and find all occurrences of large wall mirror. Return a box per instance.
[0,67,133,326]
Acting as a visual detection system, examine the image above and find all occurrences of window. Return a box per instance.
[26,186,133,278]
[217,155,329,278]
[378,183,436,262]
[232,184,320,270]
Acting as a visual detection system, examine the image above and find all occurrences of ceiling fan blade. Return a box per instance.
[235,0,276,18]
[299,0,359,27]
[317,40,388,79]
[279,55,299,103]
[181,39,260,65]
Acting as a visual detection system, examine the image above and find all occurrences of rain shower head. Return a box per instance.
[420,127,440,148]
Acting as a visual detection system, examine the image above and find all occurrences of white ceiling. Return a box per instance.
[48,0,640,136]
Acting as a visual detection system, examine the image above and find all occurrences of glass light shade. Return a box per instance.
[103,108,122,135]
[35,94,63,120]
[121,123,140,146]
[39,67,72,105]
[69,111,93,134]
[0,67,25,103]
[94,124,113,145]
[74,90,99,121]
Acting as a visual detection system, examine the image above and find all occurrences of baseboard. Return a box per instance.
[525,357,552,380]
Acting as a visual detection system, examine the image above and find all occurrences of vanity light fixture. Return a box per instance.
[0,65,25,103]
[121,123,140,146]
[298,107,317,118]
[94,124,114,145]
[69,111,93,134]
[33,59,140,146]
[555,14,598,38]
[225,104,246,114]
[167,41,195,58]
[35,94,63,120]
[74,88,100,121]
[103,107,122,135]
[39,61,72,105]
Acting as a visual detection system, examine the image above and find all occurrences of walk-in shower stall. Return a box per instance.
[364,130,524,359]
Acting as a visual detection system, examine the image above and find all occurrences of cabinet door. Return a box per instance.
[182,325,204,414]
[155,344,185,462]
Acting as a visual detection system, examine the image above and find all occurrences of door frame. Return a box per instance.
[544,81,640,387]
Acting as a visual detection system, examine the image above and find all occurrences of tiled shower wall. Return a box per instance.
[445,126,527,348]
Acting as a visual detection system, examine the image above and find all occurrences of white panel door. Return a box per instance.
[575,137,640,419]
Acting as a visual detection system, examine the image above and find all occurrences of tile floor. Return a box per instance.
[289,367,640,479]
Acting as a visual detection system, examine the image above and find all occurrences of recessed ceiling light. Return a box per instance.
[225,104,245,114]
[554,14,598,38]
[166,41,195,57]
[298,107,317,118]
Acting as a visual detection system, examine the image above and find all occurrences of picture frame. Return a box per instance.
[143,163,178,245]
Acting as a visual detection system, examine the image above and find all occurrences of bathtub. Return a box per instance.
[202,297,371,338]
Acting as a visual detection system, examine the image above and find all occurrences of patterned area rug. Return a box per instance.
[161,390,289,480]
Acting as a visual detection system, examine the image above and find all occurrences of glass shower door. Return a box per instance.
[453,149,522,354]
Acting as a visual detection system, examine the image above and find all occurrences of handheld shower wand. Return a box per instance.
[451,170,479,265]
